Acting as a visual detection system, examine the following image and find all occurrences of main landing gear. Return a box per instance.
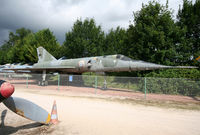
[38,70,48,86]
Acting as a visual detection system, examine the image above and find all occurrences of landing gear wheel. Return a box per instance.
[38,81,48,86]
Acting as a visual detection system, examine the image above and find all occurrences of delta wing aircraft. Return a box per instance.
[4,47,197,85]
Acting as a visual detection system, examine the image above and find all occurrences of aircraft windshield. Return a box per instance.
[59,56,67,60]
[116,55,132,61]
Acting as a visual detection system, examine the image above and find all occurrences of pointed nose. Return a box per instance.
[0,82,15,98]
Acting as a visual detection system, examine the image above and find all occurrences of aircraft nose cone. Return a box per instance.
[0,82,15,98]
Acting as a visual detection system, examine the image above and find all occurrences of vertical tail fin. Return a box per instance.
[37,47,57,63]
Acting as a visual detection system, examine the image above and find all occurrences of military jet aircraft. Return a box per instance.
[0,80,51,124]
[4,47,197,85]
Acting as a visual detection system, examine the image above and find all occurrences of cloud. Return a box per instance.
[0,0,193,45]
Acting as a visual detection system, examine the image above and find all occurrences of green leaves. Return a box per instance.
[63,18,105,58]
[0,28,61,64]
[127,1,182,65]
[104,27,127,55]
[177,0,200,65]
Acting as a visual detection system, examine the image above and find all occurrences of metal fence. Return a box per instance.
[0,73,200,97]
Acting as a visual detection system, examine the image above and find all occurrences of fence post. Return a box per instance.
[128,79,130,90]
[95,76,98,94]
[4,73,6,80]
[58,74,60,91]
[144,77,147,99]
[66,75,68,86]
[26,74,29,88]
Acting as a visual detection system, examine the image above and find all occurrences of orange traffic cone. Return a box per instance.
[50,100,59,124]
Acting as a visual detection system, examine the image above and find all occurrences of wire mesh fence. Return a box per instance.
[0,73,200,98]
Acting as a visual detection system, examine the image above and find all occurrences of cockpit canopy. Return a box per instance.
[103,54,132,61]
[115,54,132,61]
[59,56,67,60]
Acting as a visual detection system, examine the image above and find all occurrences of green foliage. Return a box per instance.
[0,42,13,64]
[5,28,33,63]
[104,27,127,55]
[25,29,61,63]
[145,69,200,79]
[0,28,61,64]
[82,72,141,91]
[82,73,97,87]
[142,69,200,96]
[177,0,200,65]
[82,73,200,96]
[63,18,105,58]
[143,77,200,96]
[127,1,185,65]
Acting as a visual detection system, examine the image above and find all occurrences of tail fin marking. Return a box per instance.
[37,47,57,63]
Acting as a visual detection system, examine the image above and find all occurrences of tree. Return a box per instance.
[177,0,200,65]
[63,18,105,58]
[0,42,13,64]
[0,28,61,64]
[25,29,61,63]
[104,27,127,55]
[5,28,32,63]
[127,1,185,65]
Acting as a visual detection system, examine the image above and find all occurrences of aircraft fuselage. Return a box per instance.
[33,54,169,73]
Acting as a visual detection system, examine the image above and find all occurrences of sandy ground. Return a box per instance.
[0,87,200,135]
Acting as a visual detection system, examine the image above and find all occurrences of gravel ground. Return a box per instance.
[0,86,200,135]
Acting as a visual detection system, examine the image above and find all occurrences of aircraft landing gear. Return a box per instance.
[38,70,48,86]
[38,80,48,86]
[102,75,107,90]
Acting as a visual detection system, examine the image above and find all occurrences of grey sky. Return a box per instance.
[0,0,193,44]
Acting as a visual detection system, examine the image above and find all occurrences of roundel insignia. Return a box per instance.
[78,60,85,68]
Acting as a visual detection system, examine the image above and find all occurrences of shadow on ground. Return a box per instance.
[0,109,44,135]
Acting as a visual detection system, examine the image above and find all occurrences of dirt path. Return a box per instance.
[0,88,200,135]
